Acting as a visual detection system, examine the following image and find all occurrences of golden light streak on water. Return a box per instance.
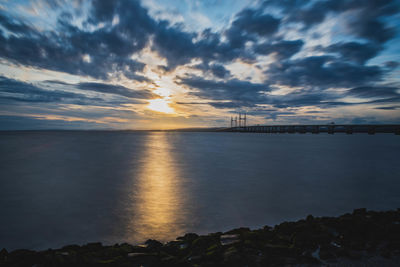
[126,132,187,243]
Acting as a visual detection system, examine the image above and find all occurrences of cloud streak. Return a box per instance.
[0,0,399,128]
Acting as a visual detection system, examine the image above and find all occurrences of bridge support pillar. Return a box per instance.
[312,126,319,134]
[368,126,376,135]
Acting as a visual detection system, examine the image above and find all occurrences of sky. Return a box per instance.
[0,0,399,130]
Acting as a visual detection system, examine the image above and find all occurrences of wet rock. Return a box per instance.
[263,225,272,231]
[223,246,241,263]
[306,214,314,221]
[177,233,198,242]
[319,247,337,260]
[0,248,8,261]
[179,243,188,249]
[220,234,240,246]
[3,209,400,266]
[128,252,150,257]
[84,242,103,250]
[61,244,80,251]
[192,235,219,252]
[224,227,250,235]
[116,243,134,254]
[353,208,367,215]
[145,239,163,250]
[187,254,202,262]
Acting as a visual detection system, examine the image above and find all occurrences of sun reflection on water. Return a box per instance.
[126,132,187,243]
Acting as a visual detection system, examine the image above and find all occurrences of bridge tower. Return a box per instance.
[231,116,238,128]
[238,113,247,128]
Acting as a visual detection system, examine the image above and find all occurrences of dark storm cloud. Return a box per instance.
[179,76,269,103]
[209,64,231,79]
[152,22,197,68]
[266,0,398,44]
[385,61,399,69]
[0,76,149,106]
[375,106,399,110]
[324,42,382,65]
[265,90,350,109]
[347,86,400,98]
[77,82,157,99]
[0,12,33,34]
[0,26,148,80]
[265,111,296,120]
[179,76,351,109]
[0,0,258,76]
[255,39,304,60]
[193,62,231,79]
[0,0,156,81]
[178,74,374,110]
[224,8,280,50]
[0,76,91,103]
[265,56,383,88]
[0,0,399,118]
[232,9,280,37]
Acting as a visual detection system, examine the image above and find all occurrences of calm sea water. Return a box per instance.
[0,131,399,250]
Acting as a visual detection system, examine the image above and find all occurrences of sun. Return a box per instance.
[147,99,175,114]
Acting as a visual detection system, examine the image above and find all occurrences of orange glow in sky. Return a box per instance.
[147,99,175,114]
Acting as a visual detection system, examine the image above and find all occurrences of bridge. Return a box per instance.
[224,124,400,135]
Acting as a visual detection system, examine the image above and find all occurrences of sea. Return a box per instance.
[0,131,399,250]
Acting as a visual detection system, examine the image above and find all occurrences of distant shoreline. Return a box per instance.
[0,123,399,133]
[2,208,400,266]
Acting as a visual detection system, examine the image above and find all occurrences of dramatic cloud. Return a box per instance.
[0,0,399,129]
[265,56,383,88]
[0,0,156,81]
[269,0,399,44]
[180,76,269,106]
[348,86,400,98]
[77,82,157,99]
[324,42,382,65]
[0,76,92,103]
[255,39,304,60]
[231,8,280,37]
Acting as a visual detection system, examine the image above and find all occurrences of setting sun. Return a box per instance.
[147,99,175,114]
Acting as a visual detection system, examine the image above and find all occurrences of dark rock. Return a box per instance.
[192,235,219,253]
[145,239,163,250]
[176,233,198,242]
[263,225,272,231]
[220,234,240,246]
[3,209,400,266]
[224,227,250,235]
[61,244,80,251]
[353,208,367,215]
[223,246,241,263]
[82,242,103,252]
[0,248,8,258]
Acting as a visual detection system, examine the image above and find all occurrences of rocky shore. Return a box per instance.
[1,209,400,266]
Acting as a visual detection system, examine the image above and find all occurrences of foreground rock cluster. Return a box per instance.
[1,209,400,266]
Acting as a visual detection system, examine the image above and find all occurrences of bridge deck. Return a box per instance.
[225,124,400,135]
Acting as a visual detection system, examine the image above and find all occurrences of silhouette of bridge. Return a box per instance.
[225,124,400,135]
